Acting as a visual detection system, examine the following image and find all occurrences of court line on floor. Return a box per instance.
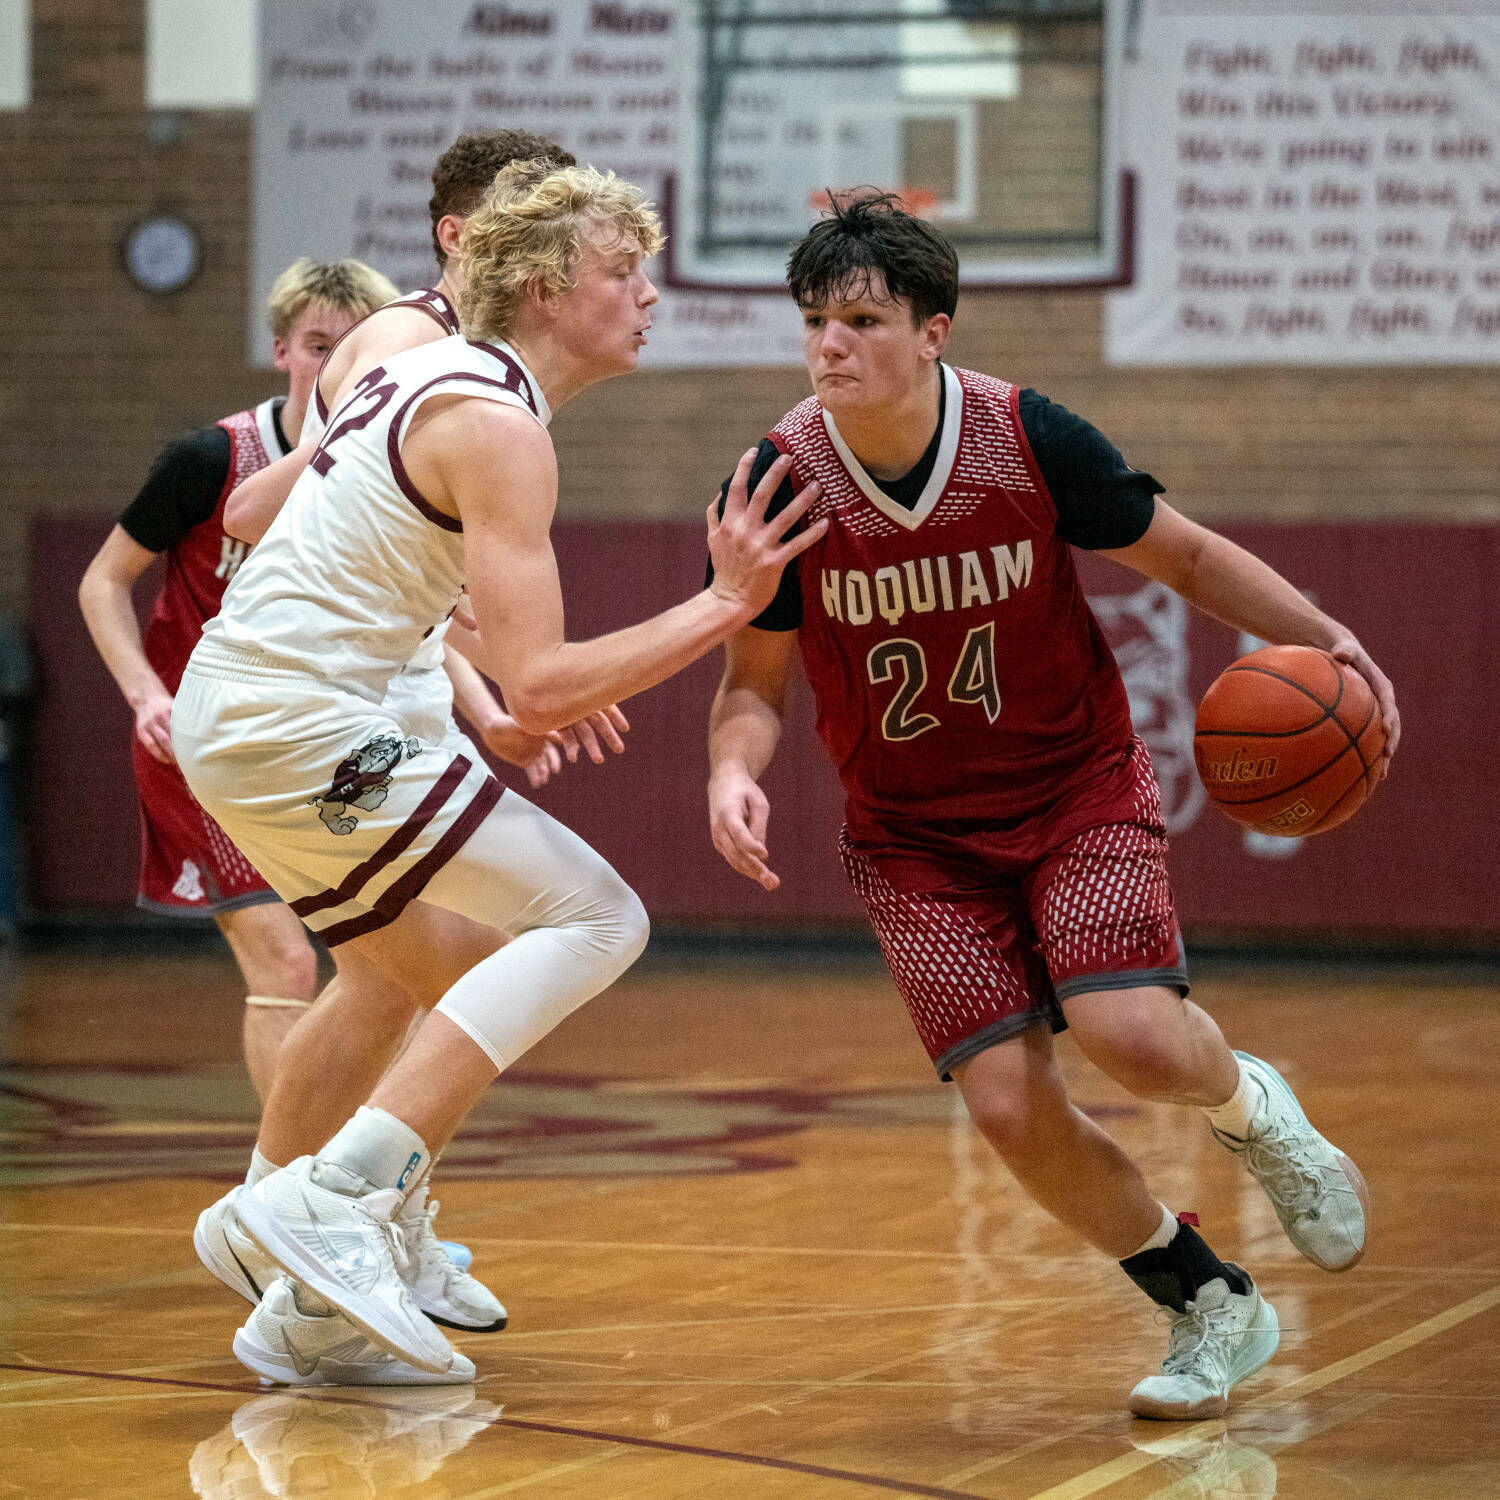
[0,1222,974,1259]
[936,1279,1426,1489]
[0,1361,999,1500]
[1025,1281,1500,1500]
[450,1300,1066,1496]
[0,1221,1490,1283]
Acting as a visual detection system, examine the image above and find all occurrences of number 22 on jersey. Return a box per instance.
[309,366,398,477]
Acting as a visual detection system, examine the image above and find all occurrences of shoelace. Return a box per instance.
[379,1214,413,1280]
[1238,1135,1325,1213]
[396,1197,455,1279]
[1160,1305,1241,1382]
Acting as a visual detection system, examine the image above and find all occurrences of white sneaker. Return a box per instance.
[194,1183,474,1309]
[1129,1273,1279,1420]
[194,1186,277,1305]
[1213,1051,1369,1271]
[399,1187,508,1332]
[234,1155,455,1375]
[233,1278,476,1387]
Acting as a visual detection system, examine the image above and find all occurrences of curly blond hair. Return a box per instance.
[265,258,398,339]
[458,161,665,343]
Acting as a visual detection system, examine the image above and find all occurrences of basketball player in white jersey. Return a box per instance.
[189,135,633,1387]
[173,159,825,1378]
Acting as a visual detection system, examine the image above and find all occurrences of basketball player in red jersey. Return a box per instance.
[706,196,1400,1420]
[79,257,397,1101]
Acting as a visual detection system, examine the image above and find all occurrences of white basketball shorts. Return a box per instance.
[173,644,502,947]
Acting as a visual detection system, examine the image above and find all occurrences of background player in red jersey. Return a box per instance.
[706,196,1400,1421]
[190,134,633,1385]
[79,257,397,1100]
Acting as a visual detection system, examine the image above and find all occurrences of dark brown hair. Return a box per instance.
[786,191,958,324]
[429,130,576,266]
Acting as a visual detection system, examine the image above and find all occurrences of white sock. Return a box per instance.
[1124,1202,1179,1260]
[314,1105,431,1198]
[1204,1060,1267,1139]
[245,1148,282,1188]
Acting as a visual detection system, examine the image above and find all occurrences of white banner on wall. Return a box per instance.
[1108,1,1500,365]
[250,0,804,368]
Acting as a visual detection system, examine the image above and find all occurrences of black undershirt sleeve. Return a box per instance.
[1018,389,1163,550]
[704,439,805,632]
[117,425,233,554]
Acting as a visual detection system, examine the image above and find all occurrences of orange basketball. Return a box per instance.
[1193,645,1385,837]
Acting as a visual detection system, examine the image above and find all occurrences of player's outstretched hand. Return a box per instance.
[135,689,176,765]
[1328,637,1399,777]
[484,706,630,787]
[706,449,825,620]
[708,767,780,891]
[553,705,630,767]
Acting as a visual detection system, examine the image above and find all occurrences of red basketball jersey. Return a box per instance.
[770,366,1133,830]
[140,400,278,693]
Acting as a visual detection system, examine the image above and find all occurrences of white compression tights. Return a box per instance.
[414,791,649,1070]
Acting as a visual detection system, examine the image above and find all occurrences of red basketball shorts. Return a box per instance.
[839,738,1188,1079]
[133,736,277,916]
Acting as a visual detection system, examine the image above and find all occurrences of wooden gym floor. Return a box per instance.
[1,938,1497,1498]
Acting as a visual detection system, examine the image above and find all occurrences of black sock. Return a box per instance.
[1120,1220,1251,1312]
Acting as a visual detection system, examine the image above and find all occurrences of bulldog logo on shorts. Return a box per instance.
[311,731,423,835]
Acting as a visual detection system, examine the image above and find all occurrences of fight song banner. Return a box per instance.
[1108,0,1500,365]
[250,0,804,369]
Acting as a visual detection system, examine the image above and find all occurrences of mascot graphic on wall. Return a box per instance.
[1091,580,1205,836]
[311,732,423,835]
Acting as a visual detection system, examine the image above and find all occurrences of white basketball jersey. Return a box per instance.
[203,335,550,703]
[299,289,464,683]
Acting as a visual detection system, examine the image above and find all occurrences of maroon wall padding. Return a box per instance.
[25,518,1498,936]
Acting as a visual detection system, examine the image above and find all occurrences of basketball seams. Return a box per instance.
[1196,647,1383,834]
[1342,690,1379,786]
[1213,660,1342,733]
[1304,763,1373,833]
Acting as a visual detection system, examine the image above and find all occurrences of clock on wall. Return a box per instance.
[121,213,202,295]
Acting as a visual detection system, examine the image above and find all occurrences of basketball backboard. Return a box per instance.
[666,0,1132,291]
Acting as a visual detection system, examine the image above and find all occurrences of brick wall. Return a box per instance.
[4,2,1498,627]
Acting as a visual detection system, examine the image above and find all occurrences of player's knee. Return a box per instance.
[585,876,650,980]
[957,1045,1067,1162]
[966,1091,1049,1161]
[275,939,320,1002]
[1095,1029,1191,1100]
[247,930,318,1002]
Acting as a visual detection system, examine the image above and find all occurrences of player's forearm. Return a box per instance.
[224,449,306,543]
[1179,532,1351,652]
[709,682,785,783]
[501,589,753,734]
[442,644,505,733]
[77,575,168,707]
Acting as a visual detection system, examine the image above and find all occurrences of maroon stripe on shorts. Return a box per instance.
[371,775,505,916]
[290,756,473,918]
[316,905,402,949]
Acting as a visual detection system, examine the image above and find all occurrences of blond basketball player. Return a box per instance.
[172,160,825,1379]
[190,133,627,1388]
